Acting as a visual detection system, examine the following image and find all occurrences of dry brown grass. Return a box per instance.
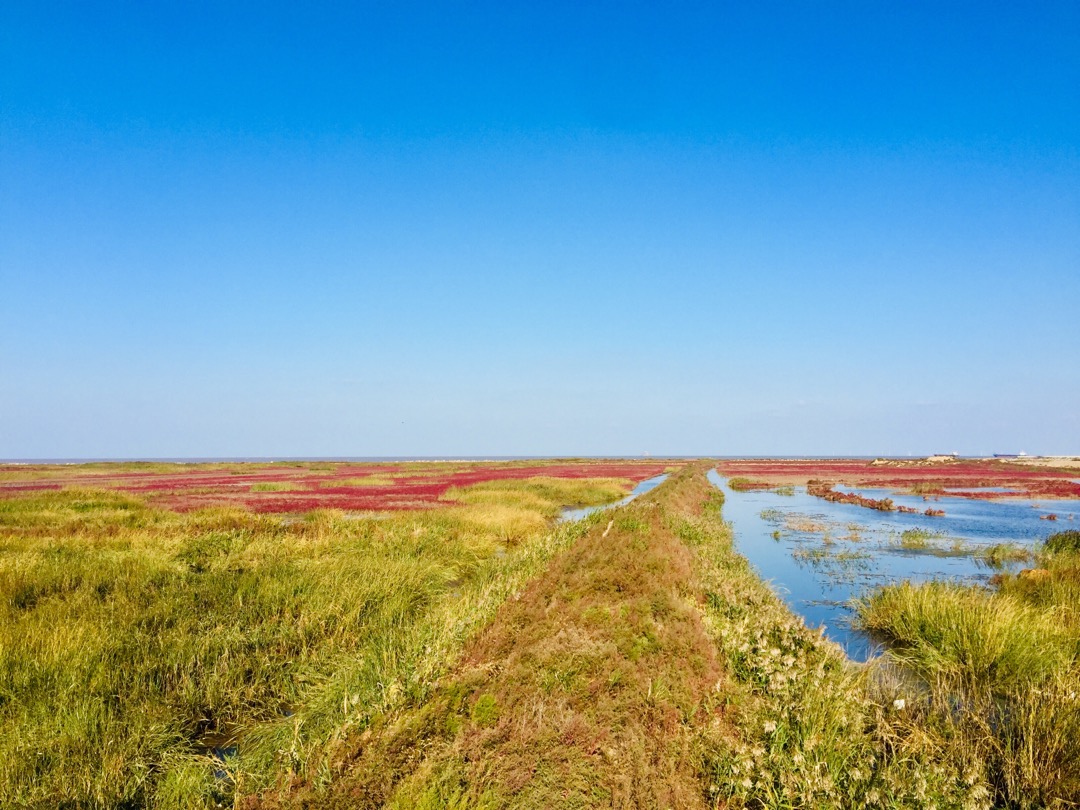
[784,515,829,533]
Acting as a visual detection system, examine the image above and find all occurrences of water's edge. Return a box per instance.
[560,473,669,522]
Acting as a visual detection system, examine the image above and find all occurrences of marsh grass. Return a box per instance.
[888,528,973,558]
[1044,529,1080,554]
[908,482,944,495]
[680,481,991,809]
[978,542,1032,568]
[319,476,396,487]
[785,515,828,533]
[893,528,947,549]
[6,465,1066,808]
[728,477,770,491]
[254,465,726,809]
[858,550,1080,807]
[0,473,635,808]
[884,531,1032,568]
[791,545,873,581]
[442,476,629,515]
[250,482,307,492]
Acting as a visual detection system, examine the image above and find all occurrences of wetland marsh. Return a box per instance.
[1,457,1078,808]
[0,460,671,807]
[710,471,1077,659]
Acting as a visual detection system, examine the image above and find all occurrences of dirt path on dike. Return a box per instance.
[258,462,736,809]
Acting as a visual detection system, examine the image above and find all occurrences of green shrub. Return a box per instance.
[470,694,499,727]
[1044,529,1080,555]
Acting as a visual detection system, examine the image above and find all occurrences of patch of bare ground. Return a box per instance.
[1002,456,1080,470]
[249,464,733,809]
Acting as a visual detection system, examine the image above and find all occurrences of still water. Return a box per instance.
[708,470,1078,661]
[560,473,669,522]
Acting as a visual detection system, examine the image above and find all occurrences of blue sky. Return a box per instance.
[2,1,1078,458]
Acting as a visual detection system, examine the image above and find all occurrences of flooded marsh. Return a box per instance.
[709,470,1079,660]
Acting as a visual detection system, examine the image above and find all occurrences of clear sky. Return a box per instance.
[2,1,1078,458]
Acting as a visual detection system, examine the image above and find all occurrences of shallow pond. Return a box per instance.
[708,470,1078,661]
[560,473,669,522]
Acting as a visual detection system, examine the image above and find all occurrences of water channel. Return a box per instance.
[560,473,669,522]
[708,470,1078,661]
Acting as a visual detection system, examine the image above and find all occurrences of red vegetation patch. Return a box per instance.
[808,480,897,512]
[715,459,1080,502]
[0,460,676,515]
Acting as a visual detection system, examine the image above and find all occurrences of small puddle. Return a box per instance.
[559,473,669,522]
[707,470,1077,661]
[209,745,237,781]
[196,729,240,784]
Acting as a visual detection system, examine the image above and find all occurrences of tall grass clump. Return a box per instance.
[859,546,1080,807]
[978,542,1032,568]
[894,528,940,549]
[1043,529,1080,555]
[0,472,635,808]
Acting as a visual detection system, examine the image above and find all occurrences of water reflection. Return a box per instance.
[708,470,1077,661]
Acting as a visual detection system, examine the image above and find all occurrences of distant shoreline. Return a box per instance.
[0,454,935,465]
[3,454,1078,465]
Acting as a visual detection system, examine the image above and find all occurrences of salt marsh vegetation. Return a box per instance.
[858,531,1080,806]
[0,467,643,807]
[3,461,1077,807]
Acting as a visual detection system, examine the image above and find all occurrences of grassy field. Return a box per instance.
[0,466,652,808]
[0,459,671,514]
[248,465,1002,809]
[3,460,1077,807]
[259,465,730,808]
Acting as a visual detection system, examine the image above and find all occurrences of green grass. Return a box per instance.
[246,465,727,808]
[442,476,629,519]
[888,528,976,557]
[886,531,1032,568]
[908,481,944,495]
[858,547,1080,807]
[318,476,395,487]
[790,544,872,580]
[978,542,1032,567]
[859,581,1073,687]
[0,474,635,808]
[728,478,794,495]
[1044,529,1080,554]
[894,527,947,549]
[728,477,764,491]
[5,463,1072,808]
[678,479,991,809]
[249,482,305,492]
